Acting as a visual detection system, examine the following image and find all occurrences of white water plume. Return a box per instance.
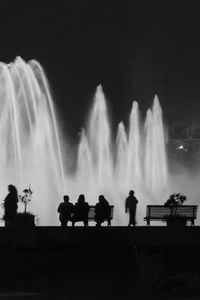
[0,57,65,225]
[75,85,168,225]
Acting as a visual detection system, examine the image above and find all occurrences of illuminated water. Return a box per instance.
[0,57,168,225]
[0,57,65,224]
[75,86,168,225]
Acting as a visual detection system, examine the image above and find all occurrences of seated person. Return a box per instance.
[71,194,90,226]
[95,195,110,226]
[57,195,74,227]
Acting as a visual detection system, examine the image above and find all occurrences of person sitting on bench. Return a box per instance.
[95,195,110,227]
[71,194,90,226]
[57,195,74,227]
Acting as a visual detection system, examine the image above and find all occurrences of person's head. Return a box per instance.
[78,194,85,203]
[99,195,104,203]
[129,190,134,196]
[8,184,17,194]
[63,195,69,203]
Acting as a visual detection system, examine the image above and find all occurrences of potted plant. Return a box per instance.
[15,186,35,227]
[164,193,187,227]
[164,193,187,207]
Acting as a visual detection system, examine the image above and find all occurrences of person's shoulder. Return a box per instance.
[5,193,11,199]
[57,202,63,211]
[4,194,9,201]
[85,202,90,209]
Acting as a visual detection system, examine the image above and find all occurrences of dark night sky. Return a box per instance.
[0,0,200,138]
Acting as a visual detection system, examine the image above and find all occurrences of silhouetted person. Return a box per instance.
[57,195,74,227]
[95,195,110,226]
[72,194,90,226]
[125,190,138,226]
[3,185,18,227]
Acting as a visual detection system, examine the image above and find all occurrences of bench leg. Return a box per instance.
[83,220,88,227]
[146,219,150,226]
[96,221,101,227]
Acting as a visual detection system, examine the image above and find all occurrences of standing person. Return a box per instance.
[57,195,74,227]
[3,184,18,227]
[72,194,90,226]
[125,190,138,226]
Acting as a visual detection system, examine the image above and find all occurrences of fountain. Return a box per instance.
[74,85,168,225]
[0,57,168,225]
[0,57,65,225]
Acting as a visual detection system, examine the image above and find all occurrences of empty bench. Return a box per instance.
[144,205,198,226]
[72,205,114,226]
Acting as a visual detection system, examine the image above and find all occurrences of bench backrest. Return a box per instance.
[146,205,198,219]
[88,205,114,220]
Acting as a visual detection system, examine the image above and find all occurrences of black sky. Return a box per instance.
[0,0,200,138]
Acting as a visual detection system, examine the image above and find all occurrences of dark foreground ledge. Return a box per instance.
[0,227,200,299]
[0,226,200,250]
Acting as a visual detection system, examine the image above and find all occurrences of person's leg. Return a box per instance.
[83,218,88,226]
[96,221,101,227]
[66,217,70,227]
[129,211,134,226]
[5,219,10,227]
[61,220,67,227]
[71,215,76,227]
[60,216,63,227]
[95,217,102,227]
[95,216,98,226]
[10,217,16,227]
[132,209,136,226]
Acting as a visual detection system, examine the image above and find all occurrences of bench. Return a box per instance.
[72,205,114,226]
[144,205,198,226]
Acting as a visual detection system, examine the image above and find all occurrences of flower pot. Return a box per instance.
[166,217,187,227]
[15,213,35,228]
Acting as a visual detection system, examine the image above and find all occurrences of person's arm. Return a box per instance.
[125,199,128,213]
[3,195,10,208]
[57,204,61,213]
